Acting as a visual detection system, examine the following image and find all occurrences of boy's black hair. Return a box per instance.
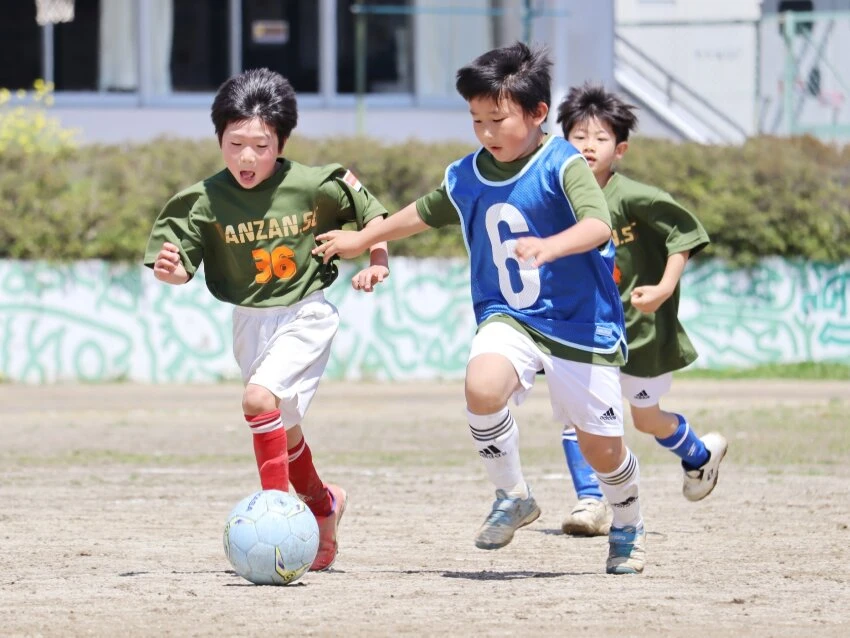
[455,42,552,116]
[556,82,638,144]
[211,68,297,151]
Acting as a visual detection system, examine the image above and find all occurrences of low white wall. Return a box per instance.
[0,258,847,383]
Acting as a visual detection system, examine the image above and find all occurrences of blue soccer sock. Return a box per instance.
[561,428,603,500]
[655,414,710,469]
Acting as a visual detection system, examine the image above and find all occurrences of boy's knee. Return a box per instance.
[464,379,506,414]
[579,435,625,474]
[464,354,518,414]
[242,384,278,416]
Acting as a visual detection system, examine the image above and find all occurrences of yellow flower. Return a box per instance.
[0,83,77,154]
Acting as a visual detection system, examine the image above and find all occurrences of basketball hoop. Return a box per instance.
[35,0,75,26]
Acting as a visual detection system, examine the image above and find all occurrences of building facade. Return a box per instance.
[615,0,850,143]
[2,0,848,143]
[1,0,614,142]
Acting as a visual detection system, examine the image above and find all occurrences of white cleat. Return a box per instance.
[561,498,612,537]
[683,432,728,502]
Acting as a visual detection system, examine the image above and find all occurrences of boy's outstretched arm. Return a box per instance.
[631,250,689,313]
[514,217,612,268]
[312,202,429,264]
[351,216,390,292]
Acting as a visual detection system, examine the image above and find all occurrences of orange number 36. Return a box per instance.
[252,247,297,284]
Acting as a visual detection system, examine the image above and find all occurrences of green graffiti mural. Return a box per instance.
[0,258,847,383]
[679,258,850,367]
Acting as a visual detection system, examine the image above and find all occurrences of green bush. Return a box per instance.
[619,136,850,265]
[1,134,848,263]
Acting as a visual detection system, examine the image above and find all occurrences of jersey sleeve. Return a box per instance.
[562,159,611,227]
[415,185,461,228]
[632,190,710,257]
[315,167,387,233]
[142,193,204,277]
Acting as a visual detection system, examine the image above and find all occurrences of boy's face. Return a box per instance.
[468,96,548,163]
[220,117,282,189]
[566,116,627,186]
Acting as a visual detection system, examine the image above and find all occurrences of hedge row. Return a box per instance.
[1,134,849,265]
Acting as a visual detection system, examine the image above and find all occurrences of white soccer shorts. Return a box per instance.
[468,321,624,437]
[620,372,673,408]
[232,290,339,428]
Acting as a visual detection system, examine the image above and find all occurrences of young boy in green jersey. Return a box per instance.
[143,68,390,571]
[556,83,728,537]
[312,43,648,575]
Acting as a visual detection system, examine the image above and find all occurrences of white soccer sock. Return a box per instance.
[596,449,643,530]
[467,407,528,498]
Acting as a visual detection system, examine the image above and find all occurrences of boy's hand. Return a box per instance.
[312,230,367,263]
[631,285,671,313]
[514,236,557,268]
[153,242,189,284]
[352,265,389,292]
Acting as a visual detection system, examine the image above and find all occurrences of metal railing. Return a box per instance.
[614,33,750,143]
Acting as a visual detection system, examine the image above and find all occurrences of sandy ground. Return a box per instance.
[1,380,849,637]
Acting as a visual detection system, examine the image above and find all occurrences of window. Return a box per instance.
[777,1,814,36]
[336,0,413,94]
[1,0,495,102]
[0,2,42,90]
[241,0,319,93]
[53,0,99,91]
[170,0,231,92]
[96,0,230,96]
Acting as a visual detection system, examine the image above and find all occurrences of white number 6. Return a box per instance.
[484,203,541,309]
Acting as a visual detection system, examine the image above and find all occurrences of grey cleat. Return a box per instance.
[474,488,541,550]
[606,525,646,574]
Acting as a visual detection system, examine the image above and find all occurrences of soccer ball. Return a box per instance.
[223,489,320,585]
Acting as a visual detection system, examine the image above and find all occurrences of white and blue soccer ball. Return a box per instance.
[223,489,320,585]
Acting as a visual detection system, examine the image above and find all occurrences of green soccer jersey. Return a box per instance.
[604,172,710,377]
[415,137,625,366]
[143,159,386,307]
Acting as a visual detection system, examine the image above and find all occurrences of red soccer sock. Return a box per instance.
[246,410,289,491]
[288,437,333,517]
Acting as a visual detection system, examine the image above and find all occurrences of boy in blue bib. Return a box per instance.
[314,43,647,574]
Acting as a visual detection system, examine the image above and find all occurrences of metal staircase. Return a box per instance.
[614,33,749,144]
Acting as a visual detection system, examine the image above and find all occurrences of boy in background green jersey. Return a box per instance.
[556,83,728,537]
[144,68,390,570]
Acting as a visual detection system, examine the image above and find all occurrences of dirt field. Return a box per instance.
[1,380,849,637]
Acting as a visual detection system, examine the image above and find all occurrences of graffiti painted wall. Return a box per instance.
[680,259,850,367]
[0,258,847,383]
